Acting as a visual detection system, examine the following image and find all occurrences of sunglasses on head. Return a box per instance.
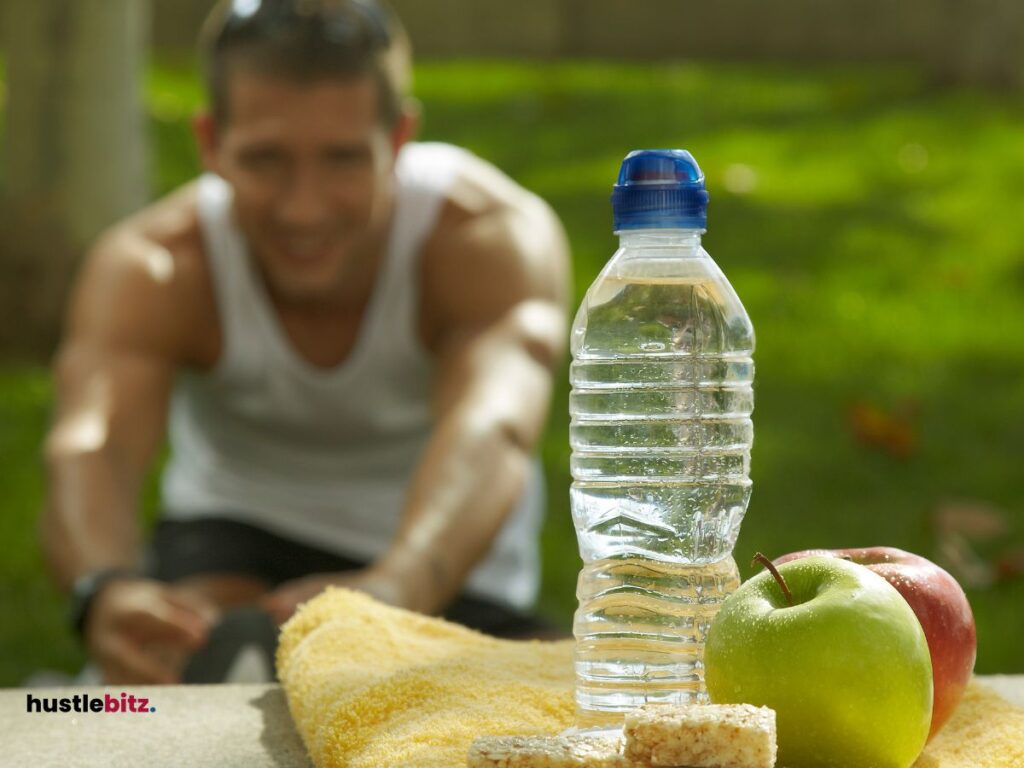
[218,0,392,50]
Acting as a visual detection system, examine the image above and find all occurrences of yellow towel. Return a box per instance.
[277,588,575,767]
[278,588,1023,768]
[914,682,1024,768]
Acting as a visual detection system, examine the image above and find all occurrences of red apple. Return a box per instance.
[773,546,976,739]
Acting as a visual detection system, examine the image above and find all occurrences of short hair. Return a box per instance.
[200,0,412,127]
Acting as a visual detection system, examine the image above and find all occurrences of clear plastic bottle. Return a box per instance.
[570,150,754,727]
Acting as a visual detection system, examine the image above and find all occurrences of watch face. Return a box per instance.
[73,572,99,599]
[75,570,110,600]
[70,580,96,637]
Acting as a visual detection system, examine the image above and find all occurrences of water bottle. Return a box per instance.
[570,150,754,727]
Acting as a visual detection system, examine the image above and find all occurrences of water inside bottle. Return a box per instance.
[573,556,741,727]
[570,270,754,725]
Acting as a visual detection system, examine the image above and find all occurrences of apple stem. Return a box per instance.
[752,552,795,607]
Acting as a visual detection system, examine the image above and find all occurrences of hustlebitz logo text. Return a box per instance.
[26,692,156,714]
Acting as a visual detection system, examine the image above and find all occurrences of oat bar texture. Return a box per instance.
[467,734,633,768]
[623,702,776,768]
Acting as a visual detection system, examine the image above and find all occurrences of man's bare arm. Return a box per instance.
[44,340,171,588]
[40,211,219,683]
[373,186,571,614]
[41,226,192,588]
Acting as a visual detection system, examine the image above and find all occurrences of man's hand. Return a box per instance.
[85,579,219,684]
[260,567,411,626]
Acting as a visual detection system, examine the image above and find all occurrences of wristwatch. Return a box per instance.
[69,568,140,639]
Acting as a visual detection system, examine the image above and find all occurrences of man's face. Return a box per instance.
[201,72,402,303]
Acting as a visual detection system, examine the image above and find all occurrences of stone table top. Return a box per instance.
[0,683,309,768]
[0,677,1021,767]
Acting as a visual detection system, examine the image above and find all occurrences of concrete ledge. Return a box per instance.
[0,684,310,768]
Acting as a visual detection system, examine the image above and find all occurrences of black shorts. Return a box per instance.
[147,516,554,639]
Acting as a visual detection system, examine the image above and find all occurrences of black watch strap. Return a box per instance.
[69,568,141,640]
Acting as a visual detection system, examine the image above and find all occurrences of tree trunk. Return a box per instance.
[1,0,150,360]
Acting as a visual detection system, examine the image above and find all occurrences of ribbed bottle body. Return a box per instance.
[570,234,754,725]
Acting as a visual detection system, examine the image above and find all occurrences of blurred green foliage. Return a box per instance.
[2,58,1023,685]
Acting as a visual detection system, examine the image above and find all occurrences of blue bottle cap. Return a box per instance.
[611,149,709,231]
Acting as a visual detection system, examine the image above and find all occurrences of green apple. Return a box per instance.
[705,555,933,768]
[773,546,976,739]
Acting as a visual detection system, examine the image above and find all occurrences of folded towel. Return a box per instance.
[277,588,575,767]
[914,681,1024,768]
[278,588,1023,768]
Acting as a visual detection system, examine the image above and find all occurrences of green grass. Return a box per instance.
[2,58,1024,685]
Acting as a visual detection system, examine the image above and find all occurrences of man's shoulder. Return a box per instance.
[426,144,542,224]
[420,144,562,262]
[416,147,570,346]
[105,181,207,271]
[69,181,219,365]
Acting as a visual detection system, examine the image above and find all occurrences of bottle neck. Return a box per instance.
[617,229,704,250]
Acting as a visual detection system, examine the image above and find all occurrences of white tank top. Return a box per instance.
[161,142,543,610]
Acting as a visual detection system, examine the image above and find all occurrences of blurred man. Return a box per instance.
[41,0,569,684]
